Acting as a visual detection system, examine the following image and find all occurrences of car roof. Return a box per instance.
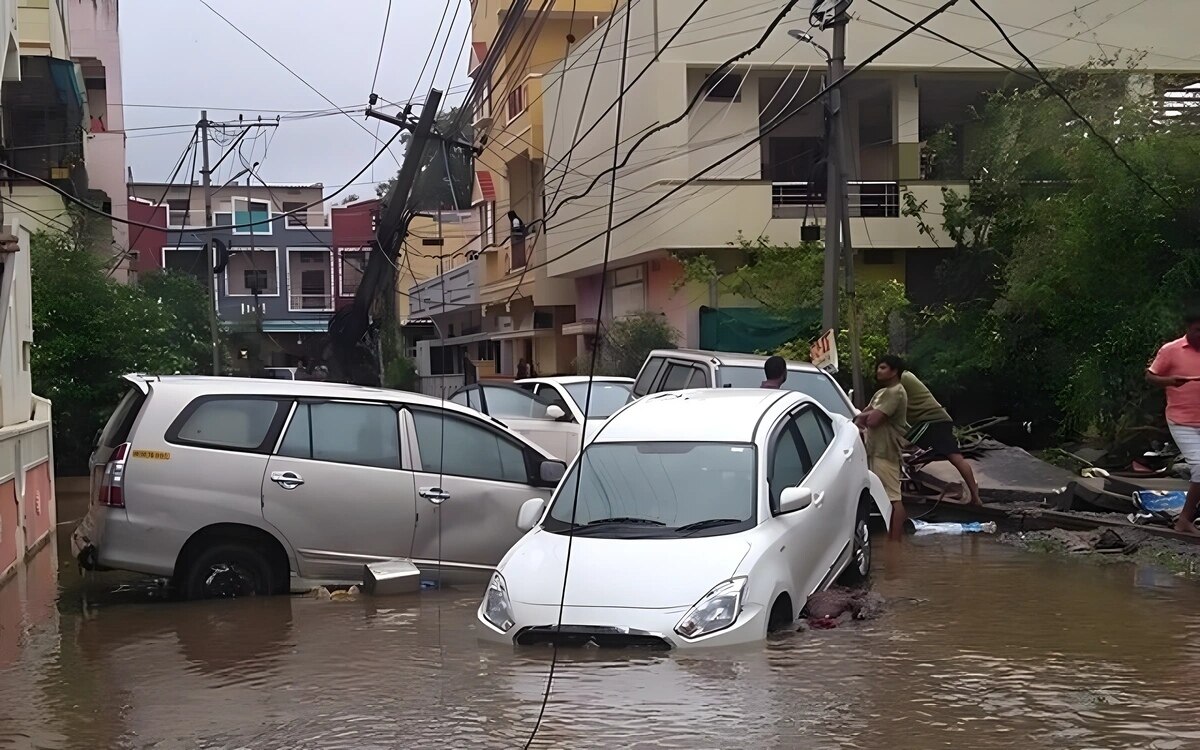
[596,388,809,443]
[516,376,634,386]
[646,349,824,373]
[127,374,546,444]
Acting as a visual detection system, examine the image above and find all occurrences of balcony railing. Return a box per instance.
[771,181,901,218]
[289,293,334,312]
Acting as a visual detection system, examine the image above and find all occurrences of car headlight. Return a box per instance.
[482,572,515,632]
[674,577,747,639]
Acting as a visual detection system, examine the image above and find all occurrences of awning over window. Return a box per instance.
[476,170,497,202]
[469,42,488,76]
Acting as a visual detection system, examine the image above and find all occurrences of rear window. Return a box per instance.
[717,366,853,418]
[97,386,146,450]
[632,357,667,397]
[167,397,287,451]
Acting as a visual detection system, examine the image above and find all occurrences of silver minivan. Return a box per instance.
[72,375,566,599]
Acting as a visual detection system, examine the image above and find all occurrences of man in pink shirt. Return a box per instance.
[1147,312,1200,535]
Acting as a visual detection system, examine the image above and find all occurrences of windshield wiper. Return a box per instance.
[584,517,666,527]
[674,518,744,535]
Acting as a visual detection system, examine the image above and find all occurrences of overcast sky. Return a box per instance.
[122,0,471,198]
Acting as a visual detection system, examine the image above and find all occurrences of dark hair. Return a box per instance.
[876,354,906,375]
[764,355,787,380]
[1185,308,1200,326]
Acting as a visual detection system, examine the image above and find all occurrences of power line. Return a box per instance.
[966,0,1176,211]
[370,0,394,97]
[198,0,402,167]
[523,5,632,747]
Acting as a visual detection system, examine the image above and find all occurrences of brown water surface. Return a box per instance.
[2,500,1198,749]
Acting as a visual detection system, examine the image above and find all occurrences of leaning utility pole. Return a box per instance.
[199,111,220,375]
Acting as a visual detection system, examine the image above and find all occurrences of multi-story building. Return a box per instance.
[412,0,619,383]
[539,0,1200,352]
[0,0,57,592]
[69,0,127,279]
[128,180,336,370]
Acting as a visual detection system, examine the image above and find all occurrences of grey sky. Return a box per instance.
[122,0,472,199]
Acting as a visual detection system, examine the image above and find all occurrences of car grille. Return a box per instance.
[514,625,671,650]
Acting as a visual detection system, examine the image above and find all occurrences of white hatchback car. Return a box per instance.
[478,389,891,649]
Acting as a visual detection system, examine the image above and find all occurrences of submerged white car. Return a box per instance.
[478,389,892,649]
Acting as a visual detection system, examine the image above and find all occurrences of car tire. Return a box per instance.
[182,542,278,600]
[839,503,872,585]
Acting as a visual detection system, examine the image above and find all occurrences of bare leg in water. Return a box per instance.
[889,500,907,542]
[1174,481,1200,536]
[947,453,983,506]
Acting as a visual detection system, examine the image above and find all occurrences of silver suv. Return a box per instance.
[631,349,855,419]
[72,375,566,599]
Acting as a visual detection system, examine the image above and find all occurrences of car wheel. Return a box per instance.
[183,542,277,600]
[840,504,872,585]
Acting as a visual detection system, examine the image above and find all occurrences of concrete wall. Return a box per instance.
[17,0,68,56]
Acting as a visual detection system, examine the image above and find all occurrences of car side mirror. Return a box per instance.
[517,497,547,531]
[539,459,566,485]
[545,404,567,421]
[779,486,814,514]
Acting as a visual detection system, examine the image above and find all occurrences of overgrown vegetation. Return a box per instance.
[376,106,473,210]
[676,234,908,371]
[904,61,1200,442]
[588,312,679,378]
[31,220,210,473]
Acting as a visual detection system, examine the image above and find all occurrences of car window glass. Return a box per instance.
[98,386,145,450]
[278,402,400,469]
[563,382,634,419]
[412,411,528,483]
[661,363,695,391]
[449,390,473,409]
[717,366,852,418]
[481,385,558,420]
[769,425,811,512]
[685,367,709,389]
[633,357,666,396]
[794,408,831,466]
[173,399,281,450]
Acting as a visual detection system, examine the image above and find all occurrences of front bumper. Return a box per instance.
[477,600,768,650]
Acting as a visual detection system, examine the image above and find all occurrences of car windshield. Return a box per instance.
[543,442,756,538]
[717,366,852,418]
[563,382,634,419]
[479,386,553,419]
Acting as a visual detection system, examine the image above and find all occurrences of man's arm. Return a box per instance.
[1147,345,1187,388]
[1147,370,1188,388]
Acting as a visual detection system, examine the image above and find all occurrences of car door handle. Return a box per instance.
[270,471,305,490]
[812,490,825,508]
[420,486,451,504]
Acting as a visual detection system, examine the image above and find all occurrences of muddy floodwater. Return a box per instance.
[3,503,1200,749]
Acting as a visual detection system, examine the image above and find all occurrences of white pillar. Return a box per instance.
[892,74,921,180]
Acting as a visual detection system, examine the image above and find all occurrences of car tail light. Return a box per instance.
[97,442,130,508]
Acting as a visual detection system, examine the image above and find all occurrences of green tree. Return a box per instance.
[31,228,210,472]
[376,106,474,210]
[904,62,1200,440]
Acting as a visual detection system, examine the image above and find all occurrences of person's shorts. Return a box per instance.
[870,456,902,504]
[1169,423,1200,483]
[908,420,961,459]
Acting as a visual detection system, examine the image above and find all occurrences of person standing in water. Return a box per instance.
[1147,311,1200,535]
[902,369,983,506]
[854,355,910,541]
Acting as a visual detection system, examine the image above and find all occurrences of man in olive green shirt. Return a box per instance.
[854,354,910,541]
[901,370,982,506]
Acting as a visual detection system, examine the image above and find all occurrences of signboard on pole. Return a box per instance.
[810,329,839,374]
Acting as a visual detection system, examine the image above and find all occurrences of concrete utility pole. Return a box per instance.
[822,15,848,335]
[199,111,220,375]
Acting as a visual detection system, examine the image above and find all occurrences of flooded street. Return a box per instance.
[3,498,1200,749]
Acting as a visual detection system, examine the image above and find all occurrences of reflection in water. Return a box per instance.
[1,532,1198,749]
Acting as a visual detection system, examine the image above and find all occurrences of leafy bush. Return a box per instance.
[588,312,679,378]
[30,228,210,473]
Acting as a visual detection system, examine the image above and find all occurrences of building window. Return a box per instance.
[506,84,528,123]
[283,201,308,228]
[225,248,279,296]
[609,265,646,319]
[166,198,191,227]
[486,201,497,246]
[701,71,743,102]
[162,246,206,282]
[287,248,332,311]
[339,249,368,296]
[232,197,272,236]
